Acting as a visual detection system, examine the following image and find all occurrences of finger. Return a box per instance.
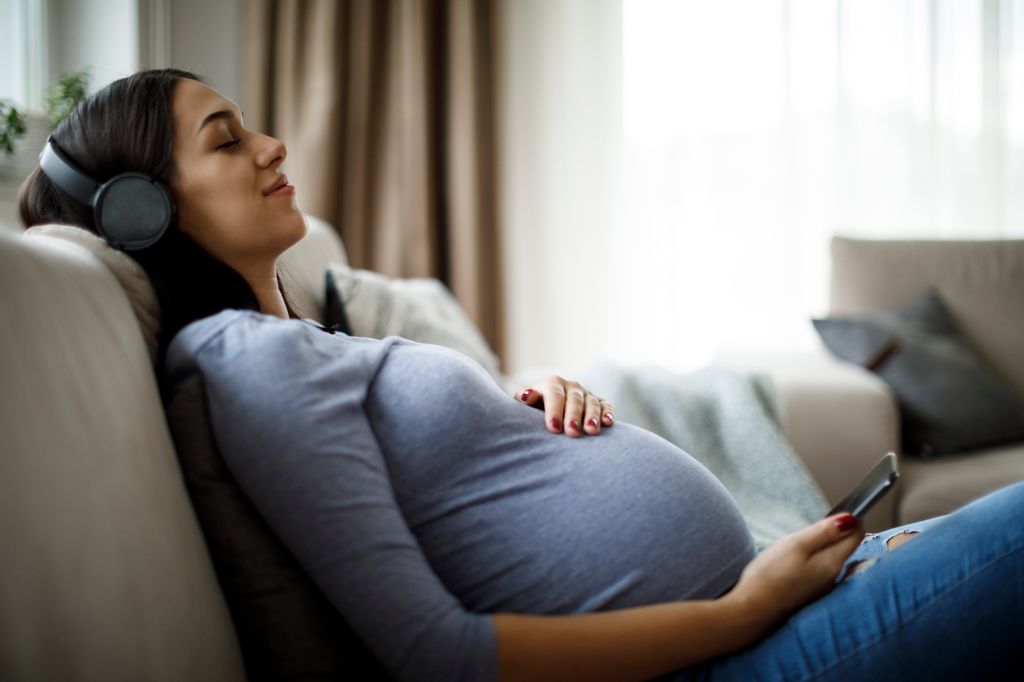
[563,383,587,437]
[583,393,602,434]
[812,528,866,580]
[543,378,566,433]
[795,513,862,556]
[517,386,542,407]
[600,400,615,427]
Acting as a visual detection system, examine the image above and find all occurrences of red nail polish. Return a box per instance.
[551,417,562,431]
[570,419,581,432]
[587,418,598,429]
[604,414,614,424]
[834,514,858,532]
[521,389,533,401]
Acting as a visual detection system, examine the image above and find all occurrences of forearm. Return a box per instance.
[492,595,770,682]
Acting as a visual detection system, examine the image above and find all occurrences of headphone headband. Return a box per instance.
[39,137,99,205]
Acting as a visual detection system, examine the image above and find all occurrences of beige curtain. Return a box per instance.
[244,0,503,361]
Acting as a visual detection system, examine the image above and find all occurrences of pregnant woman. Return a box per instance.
[20,69,1023,681]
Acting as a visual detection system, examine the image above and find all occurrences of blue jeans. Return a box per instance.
[665,480,1024,681]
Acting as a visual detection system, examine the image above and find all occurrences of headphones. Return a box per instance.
[38,135,175,251]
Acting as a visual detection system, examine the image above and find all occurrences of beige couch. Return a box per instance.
[0,217,345,680]
[764,237,1024,532]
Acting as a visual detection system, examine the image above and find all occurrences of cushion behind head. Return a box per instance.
[24,223,161,362]
[23,214,351,363]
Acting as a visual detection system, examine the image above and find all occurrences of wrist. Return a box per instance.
[716,590,777,648]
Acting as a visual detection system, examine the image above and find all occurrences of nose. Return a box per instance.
[254,133,287,169]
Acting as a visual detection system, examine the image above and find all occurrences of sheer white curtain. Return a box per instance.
[499,0,1024,375]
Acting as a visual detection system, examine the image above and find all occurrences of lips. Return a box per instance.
[262,174,290,196]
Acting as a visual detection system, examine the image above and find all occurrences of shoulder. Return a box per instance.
[163,310,319,390]
[165,308,273,364]
[163,309,400,397]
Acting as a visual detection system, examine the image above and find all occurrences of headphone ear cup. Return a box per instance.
[93,173,174,251]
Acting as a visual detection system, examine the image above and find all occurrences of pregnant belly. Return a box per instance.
[366,344,757,614]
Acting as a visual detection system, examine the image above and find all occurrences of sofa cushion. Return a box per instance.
[163,374,389,681]
[739,351,901,531]
[898,443,1024,522]
[278,214,349,321]
[830,236,1024,403]
[324,262,502,381]
[21,214,348,362]
[813,289,1024,458]
[0,231,244,680]
[323,267,354,335]
[23,223,162,362]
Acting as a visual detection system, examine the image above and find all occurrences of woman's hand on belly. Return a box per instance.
[719,513,866,638]
[513,374,615,437]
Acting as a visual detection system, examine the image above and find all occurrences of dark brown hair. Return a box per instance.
[18,68,298,369]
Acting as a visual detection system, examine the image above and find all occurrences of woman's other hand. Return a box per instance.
[721,513,865,639]
[514,375,615,437]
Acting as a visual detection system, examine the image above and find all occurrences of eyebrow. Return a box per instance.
[196,107,244,136]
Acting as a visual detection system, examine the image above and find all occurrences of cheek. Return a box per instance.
[178,188,304,261]
[173,162,305,260]
[175,185,252,257]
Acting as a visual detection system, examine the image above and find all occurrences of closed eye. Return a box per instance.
[217,138,241,150]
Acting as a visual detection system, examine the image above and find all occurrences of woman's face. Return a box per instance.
[169,78,306,271]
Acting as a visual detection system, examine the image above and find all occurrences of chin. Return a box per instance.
[290,210,309,240]
[277,210,308,250]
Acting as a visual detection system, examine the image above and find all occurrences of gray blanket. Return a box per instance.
[510,363,830,552]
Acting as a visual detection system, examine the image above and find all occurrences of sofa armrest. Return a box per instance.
[772,356,900,531]
[726,352,900,532]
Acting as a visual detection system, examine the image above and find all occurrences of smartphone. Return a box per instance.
[825,452,900,520]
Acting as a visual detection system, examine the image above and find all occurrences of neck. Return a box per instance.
[245,268,289,319]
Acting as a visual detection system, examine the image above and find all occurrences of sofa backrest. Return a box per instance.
[830,236,1024,402]
[278,214,350,320]
[0,232,246,681]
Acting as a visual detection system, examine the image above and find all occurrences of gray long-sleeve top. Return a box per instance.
[163,309,757,681]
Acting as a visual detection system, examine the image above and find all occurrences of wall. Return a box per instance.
[46,0,243,106]
[50,0,138,92]
[168,0,242,103]
[498,0,624,375]
[0,0,244,233]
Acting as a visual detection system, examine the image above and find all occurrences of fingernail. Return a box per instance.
[551,417,562,431]
[521,389,533,401]
[587,418,598,430]
[569,419,581,432]
[834,514,857,532]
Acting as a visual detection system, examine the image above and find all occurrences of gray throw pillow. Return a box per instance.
[813,289,1024,458]
[163,375,390,681]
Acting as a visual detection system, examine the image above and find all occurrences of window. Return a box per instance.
[0,0,48,111]
[501,0,1024,373]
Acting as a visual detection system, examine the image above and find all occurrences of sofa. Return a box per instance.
[0,217,346,680]
[3,219,1022,678]
[759,237,1024,532]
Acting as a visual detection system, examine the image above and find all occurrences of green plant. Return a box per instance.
[45,68,90,128]
[0,100,27,156]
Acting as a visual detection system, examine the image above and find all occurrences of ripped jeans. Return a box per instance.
[832,514,950,583]
[663,480,1024,681]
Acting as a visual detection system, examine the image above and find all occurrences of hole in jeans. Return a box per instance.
[885,530,920,551]
[843,531,921,581]
[845,558,878,578]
